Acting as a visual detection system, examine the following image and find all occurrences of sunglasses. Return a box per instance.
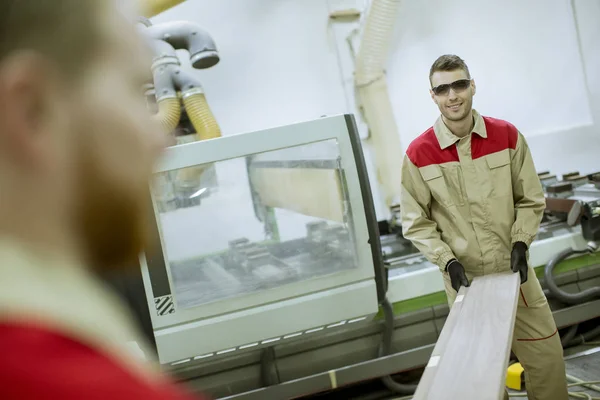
[431,79,471,96]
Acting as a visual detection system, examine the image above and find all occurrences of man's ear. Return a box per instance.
[471,79,476,96]
[0,51,53,168]
[430,89,437,104]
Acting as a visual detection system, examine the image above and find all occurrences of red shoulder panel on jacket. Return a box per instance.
[471,117,518,160]
[0,323,206,400]
[406,127,459,168]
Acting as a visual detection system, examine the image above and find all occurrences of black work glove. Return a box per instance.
[446,259,470,292]
[511,241,528,284]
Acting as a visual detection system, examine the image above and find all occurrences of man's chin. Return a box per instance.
[75,192,150,275]
[442,109,471,122]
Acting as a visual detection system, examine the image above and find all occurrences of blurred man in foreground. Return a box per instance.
[0,1,202,398]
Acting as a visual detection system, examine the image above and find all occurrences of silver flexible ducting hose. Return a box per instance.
[544,242,600,305]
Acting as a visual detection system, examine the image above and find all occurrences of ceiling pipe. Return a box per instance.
[146,21,219,69]
[354,0,403,209]
[141,23,222,141]
[139,14,222,208]
[148,38,180,69]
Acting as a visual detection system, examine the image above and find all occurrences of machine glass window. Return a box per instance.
[151,139,359,310]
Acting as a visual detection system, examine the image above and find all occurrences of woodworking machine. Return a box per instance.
[130,115,600,399]
[140,114,385,365]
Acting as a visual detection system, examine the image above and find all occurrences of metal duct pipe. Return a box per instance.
[149,66,221,206]
[141,0,188,18]
[141,17,222,209]
[354,0,403,208]
[144,24,220,138]
[152,62,179,101]
[149,38,180,68]
[149,39,181,133]
[151,62,221,140]
[146,21,219,69]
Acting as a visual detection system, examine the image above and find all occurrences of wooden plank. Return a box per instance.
[412,287,468,399]
[413,272,520,400]
[249,167,344,222]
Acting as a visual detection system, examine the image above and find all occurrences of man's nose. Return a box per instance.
[448,88,459,100]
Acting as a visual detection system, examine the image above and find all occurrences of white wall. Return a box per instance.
[529,0,600,175]
[389,0,592,143]
[152,0,600,221]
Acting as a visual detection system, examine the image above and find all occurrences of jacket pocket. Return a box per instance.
[443,166,466,206]
[485,150,512,198]
[420,165,454,208]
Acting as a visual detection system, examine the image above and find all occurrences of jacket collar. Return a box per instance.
[0,238,160,380]
[433,109,487,149]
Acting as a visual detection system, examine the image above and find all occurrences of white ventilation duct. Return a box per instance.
[354,0,402,208]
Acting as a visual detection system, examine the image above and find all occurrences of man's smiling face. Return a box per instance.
[430,69,476,123]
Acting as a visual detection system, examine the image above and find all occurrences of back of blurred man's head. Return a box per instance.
[0,0,165,271]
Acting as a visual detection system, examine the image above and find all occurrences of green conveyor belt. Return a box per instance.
[383,252,600,318]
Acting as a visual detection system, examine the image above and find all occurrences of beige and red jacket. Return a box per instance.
[0,239,204,399]
[400,110,545,274]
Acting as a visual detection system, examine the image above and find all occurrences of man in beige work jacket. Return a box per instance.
[400,54,568,400]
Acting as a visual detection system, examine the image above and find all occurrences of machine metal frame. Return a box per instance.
[139,114,387,364]
[171,289,600,399]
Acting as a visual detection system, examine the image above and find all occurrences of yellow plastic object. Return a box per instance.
[142,0,187,17]
[155,96,181,134]
[182,91,222,141]
[173,134,207,189]
[506,362,524,390]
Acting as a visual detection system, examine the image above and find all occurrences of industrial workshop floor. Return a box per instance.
[384,346,600,400]
[507,345,600,400]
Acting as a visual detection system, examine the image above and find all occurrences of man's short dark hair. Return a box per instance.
[429,54,471,84]
[0,0,102,77]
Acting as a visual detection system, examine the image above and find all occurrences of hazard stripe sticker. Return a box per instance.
[154,295,175,316]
